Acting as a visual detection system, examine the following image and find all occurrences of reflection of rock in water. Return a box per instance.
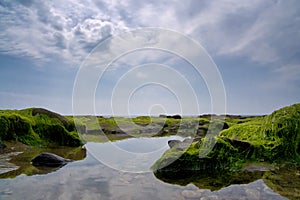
[154,169,265,191]
[211,180,286,200]
[0,146,86,179]
[263,165,300,200]
[154,165,299,199]
[0,152,22,174]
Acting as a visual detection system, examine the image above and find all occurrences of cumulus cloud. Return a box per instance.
[0,0,299,71]
[0,0,128,65]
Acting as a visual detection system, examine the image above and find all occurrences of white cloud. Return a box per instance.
[0,0,299,71]
[0,0,129,65]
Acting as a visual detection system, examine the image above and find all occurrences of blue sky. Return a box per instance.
[0,0,299,115]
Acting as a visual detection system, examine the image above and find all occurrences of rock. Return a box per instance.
[168,140,181,148]
[0,141,6,150]
[31,152,72,167]
[166,115,182,119]
[32,108,73,131]
[245,188,260,199]
[168,139,194,150]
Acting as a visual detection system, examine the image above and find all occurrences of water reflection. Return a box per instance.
[0,144,86,178]
[154,164,299,199]
[0,153,292,200]
[86,136,184,172]
[154,170,265,191]
[0,137,298,199]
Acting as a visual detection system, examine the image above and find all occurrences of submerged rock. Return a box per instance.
[31,152,72,167]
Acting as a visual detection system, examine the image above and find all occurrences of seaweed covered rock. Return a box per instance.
[221,103,300,162]
[32,108,76,132]
[0,108,82,146]
[152,103,300,172]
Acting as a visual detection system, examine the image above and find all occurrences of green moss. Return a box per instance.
[153,103,300,173]
[0,108,82,147]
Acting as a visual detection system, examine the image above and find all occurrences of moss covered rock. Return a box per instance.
[0,108,82,147]
[152,103,300,172]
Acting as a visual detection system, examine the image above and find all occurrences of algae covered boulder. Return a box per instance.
[0,108,82,147]
[152,103,300,172]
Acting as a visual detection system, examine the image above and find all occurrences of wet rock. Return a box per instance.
[31,152,72,167]
[168,140,181,148]
[168,139,194,150]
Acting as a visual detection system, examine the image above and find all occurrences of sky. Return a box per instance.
[0,0,299,115]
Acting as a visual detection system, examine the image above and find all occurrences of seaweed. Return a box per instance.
[152,103,300,172]
[0,108,82,147]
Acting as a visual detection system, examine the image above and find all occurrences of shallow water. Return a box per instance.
[0,137,298,200]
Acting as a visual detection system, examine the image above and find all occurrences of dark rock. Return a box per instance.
[168,140,181,148]
[223,138,251,152]
[31,152,72,167]
[168,139,194,150]
[166,115,182,119]
[198,114,217,119]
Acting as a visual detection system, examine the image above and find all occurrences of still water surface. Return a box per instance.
[0,136,298,200]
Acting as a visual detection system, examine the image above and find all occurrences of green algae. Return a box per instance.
[152,103,300,173]
[0,108,82,147]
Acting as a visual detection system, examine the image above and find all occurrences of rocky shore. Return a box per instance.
[152,103,300,173]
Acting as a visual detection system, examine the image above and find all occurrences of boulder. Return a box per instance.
[168,139,194,150]
[31,152,72,167]
[166,115,182,119]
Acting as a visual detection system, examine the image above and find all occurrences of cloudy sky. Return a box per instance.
[0,0,299,115]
